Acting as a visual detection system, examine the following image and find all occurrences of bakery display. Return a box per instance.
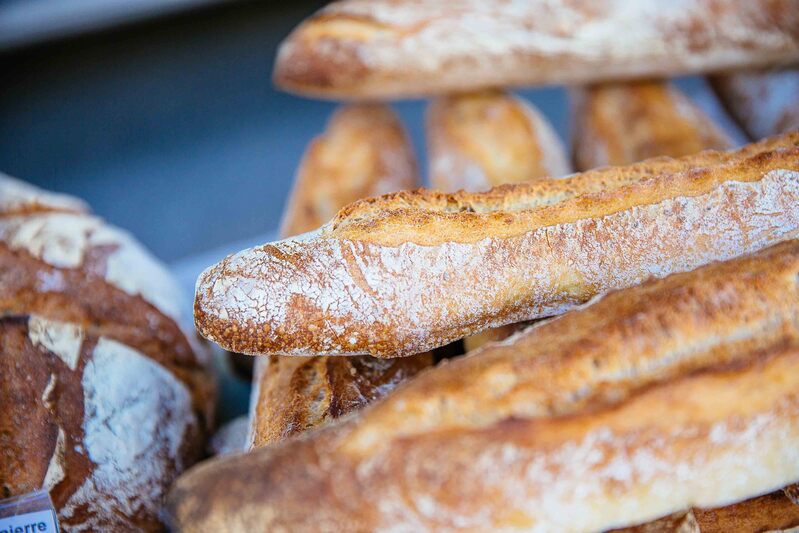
[571,80,733,171]
[171,240,799,531]
[248,103,434,447]
[273,0,799,99]
[427,90,570,192]
[711,67,799,140]
[195,133,799,357]
[0,174,215,530]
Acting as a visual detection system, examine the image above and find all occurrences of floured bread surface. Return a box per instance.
[1,316,200,531]
[711,67,799,140]
[249,102,432,448]
[274,0,799,98]
[427,90,571,192]
[571,80,733,171]
[196,133,799,357]
[0,172,88,215]
[0,174,214,530]
[171,242,799,532]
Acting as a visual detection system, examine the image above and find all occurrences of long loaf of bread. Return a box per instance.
[571,79,734,172]
[427,90,571,192]
[273,0,799,99]
[426,90,569,351]
[248,104,433,447]
[195,133,799,357]
[710,67,799,140]
[172,241,799,532]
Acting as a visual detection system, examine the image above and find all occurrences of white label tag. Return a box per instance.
[0,491,59,533]
[0,510,58,533]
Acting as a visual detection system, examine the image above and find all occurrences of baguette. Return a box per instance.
[195,133,799,357]
[427,90,571,192]
[710,67,799,140]
[172,241,799,532]
[273,0,799,99]
[571,80,733,172]
[426,90,569,350]
[249,104,433,447]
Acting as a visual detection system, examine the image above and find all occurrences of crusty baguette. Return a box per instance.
[710,67,799,140]
[249,104,432,447]
[273,0,799,99]
[195,133,799,357]
[571,80,734,171]
[280,103,418,236]
[426,90,569,351]
[172,241,799,532]
[427,90,571,192]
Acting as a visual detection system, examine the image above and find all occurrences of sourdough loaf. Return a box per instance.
[274,0,799,99]
[0,174,214,531]
[195,133,799,357]
[171,241,799,532]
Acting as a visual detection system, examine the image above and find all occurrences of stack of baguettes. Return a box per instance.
[170,1,799,531]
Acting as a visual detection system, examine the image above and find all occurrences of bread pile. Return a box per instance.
[0,174,215,530]
[171,0,799,531]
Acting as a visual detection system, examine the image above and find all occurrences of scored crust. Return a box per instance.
[571,80,734,172]
[0,175,213,530]
[273,0,799,99]
[171,241,799,532]
[195,133,799,357]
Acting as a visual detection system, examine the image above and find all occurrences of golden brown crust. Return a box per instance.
[171,242,799,532]
[613,490,799,532]
[273,0,799,99]
[710,67,799,140]
[249,353,433,447]
[571,80,733,172]
[427,91,571,192]
[0,176,213,530]
[195,133,799,357]
[280,103,418,237]
[249,103,430,446]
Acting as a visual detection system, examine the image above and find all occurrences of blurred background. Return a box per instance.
[0,0,740,264]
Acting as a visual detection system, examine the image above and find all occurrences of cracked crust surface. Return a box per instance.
[248,104,433,447]
[171,242,799,532]
[273,0,799,99]
[196,133,799,357]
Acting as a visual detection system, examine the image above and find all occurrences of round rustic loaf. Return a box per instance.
[0,173,215,531]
